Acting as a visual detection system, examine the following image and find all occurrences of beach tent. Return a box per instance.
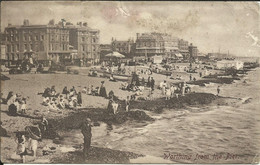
[105,52,125,58]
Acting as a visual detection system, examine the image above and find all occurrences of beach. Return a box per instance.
[1,67,260,163]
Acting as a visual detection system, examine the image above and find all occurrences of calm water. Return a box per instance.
[59,68,260,163]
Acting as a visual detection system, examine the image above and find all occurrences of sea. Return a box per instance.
[60,59,260,163]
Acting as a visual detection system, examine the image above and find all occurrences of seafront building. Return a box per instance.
[134,32,195,61]
[68,22,100,64]
[111,38,135,58]
[2,19,100,66]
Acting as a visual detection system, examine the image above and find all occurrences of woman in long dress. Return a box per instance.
[99,81,107,98]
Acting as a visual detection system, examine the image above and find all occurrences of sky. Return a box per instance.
[1,1,260,57]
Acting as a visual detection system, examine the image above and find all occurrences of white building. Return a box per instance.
[216,60,244,70]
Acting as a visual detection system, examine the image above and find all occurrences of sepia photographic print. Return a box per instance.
[0,1,260,164]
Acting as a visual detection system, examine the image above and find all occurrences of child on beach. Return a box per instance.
[166,88,171,100]
[20,98,26,114]
[125,96,130,112]
[82,87,87,94]
[15,132,26,163]
[112,101,119,114]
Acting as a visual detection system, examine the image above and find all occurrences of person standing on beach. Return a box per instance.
[161,80,167,95]
[147,76,151,87]
[151,77,155,91]
[217,86,220,96]
[99,81,107,98]
[81,118,92,159]
[62,86,69,99]
[77,92,82,106]
[125,96,130,112]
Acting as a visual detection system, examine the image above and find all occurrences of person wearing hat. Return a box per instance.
[81,118,92,159]
[151,77,155,91]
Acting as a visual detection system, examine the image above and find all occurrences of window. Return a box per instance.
[92,38,96,43]
[81,45,85,51]
[15,36,18,41]
[24,44,27,51]
[16,44,19,52]
[35,35,39,41]
[30,44,33,51]
[51,44,54,51]
[41,35,44,40]
[7,45,11,52]
[62,36,65,41]
[51,35,54,41]
[35,44,38,51]
[11,45,15,52]
[23,34,26,41]
[29,35,31,41]
[82,37,85,42]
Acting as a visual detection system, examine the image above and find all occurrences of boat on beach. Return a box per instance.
[102,71,131,81]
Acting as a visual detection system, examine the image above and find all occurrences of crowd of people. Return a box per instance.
[41,85,82,111]
[1,91,28,115]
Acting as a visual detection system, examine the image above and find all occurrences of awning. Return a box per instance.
[105,51,125,58]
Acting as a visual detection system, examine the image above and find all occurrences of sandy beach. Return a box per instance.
[0,67,259,163]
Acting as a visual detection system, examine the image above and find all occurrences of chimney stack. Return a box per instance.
[23,19,29,26]
[83,22,88,27]
[136,33,140,39]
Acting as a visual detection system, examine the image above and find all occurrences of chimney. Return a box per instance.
[48,19,55,25]
[23,19,29,26]
[83,22,88,27]
[136,33,140,39]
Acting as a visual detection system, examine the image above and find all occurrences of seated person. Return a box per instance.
[109,75,116,82]
[108,90,114,99]
[135,89,143,96]
[86,85,92,95]
[94,87,100,96]
[121,82,128,90]
[130,94,136,101]
[82,87,87,94]
[42,97,50,106]
[93,70,98,76]
[68,99,74,109]
[57,98,65,109]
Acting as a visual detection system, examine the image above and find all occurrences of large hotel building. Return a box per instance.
[2,19,100,65]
